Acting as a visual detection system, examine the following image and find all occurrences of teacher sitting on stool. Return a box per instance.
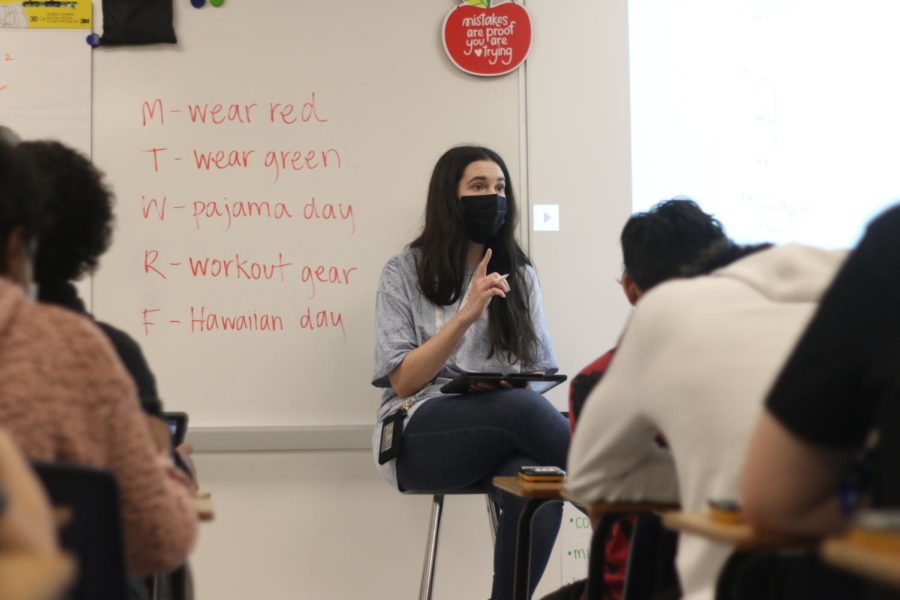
[371,145,570,600]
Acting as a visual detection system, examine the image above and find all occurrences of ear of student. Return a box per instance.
[621,273,642,305]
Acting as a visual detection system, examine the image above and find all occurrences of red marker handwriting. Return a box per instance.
[144,147,168,172]
[193,149,255,170]
[187,103,258,124]
[192,197,294,230]
[303,197,355,235]
[263,148,342,183]
[142,99,165,126]
[268,93,328,124]
[144,250,167,279]
[190,306,285,333]
[299,307,345,342]
[141,195,167,220]
[142,308,160,336]
[301,265,358,299]
[187,253,293,282]
[138,94,327,127]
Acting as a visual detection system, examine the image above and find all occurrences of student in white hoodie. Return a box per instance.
[566,242,847,600]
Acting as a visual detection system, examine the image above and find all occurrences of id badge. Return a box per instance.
[378,408,406,465]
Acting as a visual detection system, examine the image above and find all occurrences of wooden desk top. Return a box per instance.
[662,511,817,550]
[492,476,678,514]
[822,529,900,590]
[0,552,75,600]
[492,476,565,499]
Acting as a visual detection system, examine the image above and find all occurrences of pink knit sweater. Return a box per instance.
[0,279,197,575]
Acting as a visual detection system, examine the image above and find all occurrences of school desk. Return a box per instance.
[661,511,817,550]
[492,475,678,600]
[822,528,900,590]
[492,476,566,600]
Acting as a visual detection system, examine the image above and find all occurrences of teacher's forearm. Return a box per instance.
[388,313,471,398]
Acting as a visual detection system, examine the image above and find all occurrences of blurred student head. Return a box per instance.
[0,126,21,146]
[16,141,114,289]
[0,141,41,290]
[619,198,727,304]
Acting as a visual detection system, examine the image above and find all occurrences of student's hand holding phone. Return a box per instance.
[457,249,510,326]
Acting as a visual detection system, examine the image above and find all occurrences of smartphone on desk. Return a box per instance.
[163,411,189,447]
[707,499,743,524]
[518,466,566,482]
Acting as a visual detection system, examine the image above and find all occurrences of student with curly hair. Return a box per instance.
[18,140,163,418]
[0,140,197,575]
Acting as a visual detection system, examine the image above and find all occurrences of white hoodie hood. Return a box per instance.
[712,243,848,304]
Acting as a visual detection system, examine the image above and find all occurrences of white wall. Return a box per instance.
[190,450,562,600]
[526,0,633,394]
[188,1,632,598]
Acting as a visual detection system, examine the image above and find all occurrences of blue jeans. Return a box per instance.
[396,389,571,600]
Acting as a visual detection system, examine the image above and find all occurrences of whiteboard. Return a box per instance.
[91,1,524,427]
[0,29,91,155]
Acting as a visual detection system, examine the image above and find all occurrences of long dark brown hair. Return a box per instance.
[410,146,538,365]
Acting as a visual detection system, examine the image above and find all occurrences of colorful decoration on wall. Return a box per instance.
[442,0,532,76]
[0,0,91,29]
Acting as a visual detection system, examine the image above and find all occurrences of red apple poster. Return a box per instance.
[442,0,532,77]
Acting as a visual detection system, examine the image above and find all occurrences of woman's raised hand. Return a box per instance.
[458,249,510,326]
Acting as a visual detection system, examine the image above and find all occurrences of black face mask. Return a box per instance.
[460,194,508,244]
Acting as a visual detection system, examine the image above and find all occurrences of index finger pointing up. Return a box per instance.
[477,248,493,279]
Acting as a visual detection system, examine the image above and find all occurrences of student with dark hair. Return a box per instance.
[17,140,163,417]
[568,199,728,428]
[619,199,728,295]
[0,138,40,292]
[742,205,900,599]
[18,140,196,598]
[372,145,568,600]
[0,125,20,146]
[550,200,728,600]
[0,141,197,575]
[566,240,847,600]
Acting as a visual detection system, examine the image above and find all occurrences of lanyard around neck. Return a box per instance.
[434,275,475,331]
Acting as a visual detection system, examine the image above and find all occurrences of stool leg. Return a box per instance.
[485,495,499,549]
[419,494,445,600]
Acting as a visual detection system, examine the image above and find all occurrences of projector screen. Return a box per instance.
[629,0,900,248]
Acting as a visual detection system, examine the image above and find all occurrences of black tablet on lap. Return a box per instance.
[440,372,567,395]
